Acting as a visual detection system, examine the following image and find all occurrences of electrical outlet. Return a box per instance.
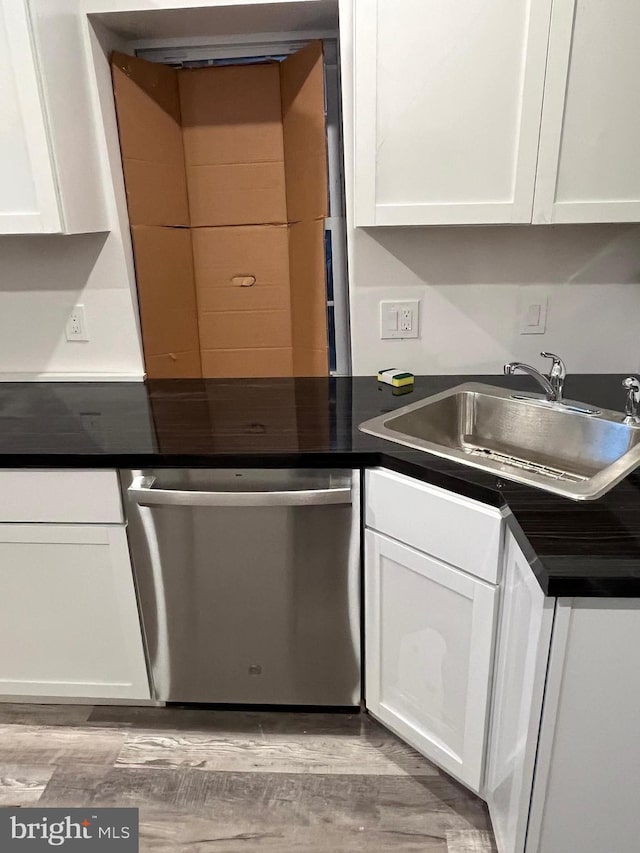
[65,305,89,342]
[380,301,420,339]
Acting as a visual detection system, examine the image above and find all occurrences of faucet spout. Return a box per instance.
[504,362,557,401]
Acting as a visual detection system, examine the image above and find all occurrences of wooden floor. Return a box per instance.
[0,704,496,852]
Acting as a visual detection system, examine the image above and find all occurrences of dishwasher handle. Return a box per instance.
[128,475,352,507]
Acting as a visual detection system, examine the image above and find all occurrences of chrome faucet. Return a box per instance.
[622,377,640,424]
[504,353,600,415]
[541,352,566,400]
[504,352,566,402]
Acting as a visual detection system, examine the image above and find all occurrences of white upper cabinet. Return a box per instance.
[0,0,59,233]
[353,0,640,226]
[533,0,640,223]
[0,0,106,234]
[353,0,553,225]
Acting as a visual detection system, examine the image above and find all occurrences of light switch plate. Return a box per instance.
[380,300,420,339]
[518,288,548,335]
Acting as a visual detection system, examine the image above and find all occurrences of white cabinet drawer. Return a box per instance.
[0,470,123,523]
[365,468,503,584]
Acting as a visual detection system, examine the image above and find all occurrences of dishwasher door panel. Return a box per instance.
[122,469,360,706]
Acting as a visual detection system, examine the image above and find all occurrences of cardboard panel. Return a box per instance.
[111,53,189,226]
[199,310,292,351]
[121,160,190,227]
[180,63,287,226]
[186,162,287,227]
[192,225,290,314]
[179,64,284,166]
[292,348,330,377]
[130,226,201,378]
[280,41,329,222]
[145,351,202,379]
[111,53,183,162]
[288,220,329,376]
[201,348,294,378]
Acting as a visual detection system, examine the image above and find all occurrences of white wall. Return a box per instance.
[0,232,143,380]
[338,0,640,377]
[349,224,640,375]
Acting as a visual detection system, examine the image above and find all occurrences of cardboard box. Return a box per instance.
[112,43,330,379]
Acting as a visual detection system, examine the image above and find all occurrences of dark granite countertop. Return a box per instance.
[1,374,639,597]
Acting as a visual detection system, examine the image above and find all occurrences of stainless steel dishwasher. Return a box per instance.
[121,469,360,706]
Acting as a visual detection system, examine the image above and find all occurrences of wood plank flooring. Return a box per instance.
[0,704,497,852]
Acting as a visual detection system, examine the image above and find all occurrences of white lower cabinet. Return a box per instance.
[0,523,150,700]
[485,530,554,853]
[525,599,640,853]
[365,529,497,792]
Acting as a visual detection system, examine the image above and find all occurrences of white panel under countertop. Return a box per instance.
[0,469,123,523]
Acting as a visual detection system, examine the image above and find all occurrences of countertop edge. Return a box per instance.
[6,447,637,598]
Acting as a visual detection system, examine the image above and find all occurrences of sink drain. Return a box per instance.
[465,446,587,483]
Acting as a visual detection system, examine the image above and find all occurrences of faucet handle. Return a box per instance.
[623,377,640,422]
[623,376,640,399]
[540,352,566,379]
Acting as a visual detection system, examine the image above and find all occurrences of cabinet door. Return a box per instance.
[0,524,150,700]
[526,600,640,853]
[27,0,108,233]
[353,0,553,226]
[0,0,61,233]
[365,529,496,792]
[533,0,640,223]
[485,530,554,853]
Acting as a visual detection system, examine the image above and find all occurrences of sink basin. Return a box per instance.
[359,383,640,500]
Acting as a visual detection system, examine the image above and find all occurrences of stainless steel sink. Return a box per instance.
[359,383,640,500]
